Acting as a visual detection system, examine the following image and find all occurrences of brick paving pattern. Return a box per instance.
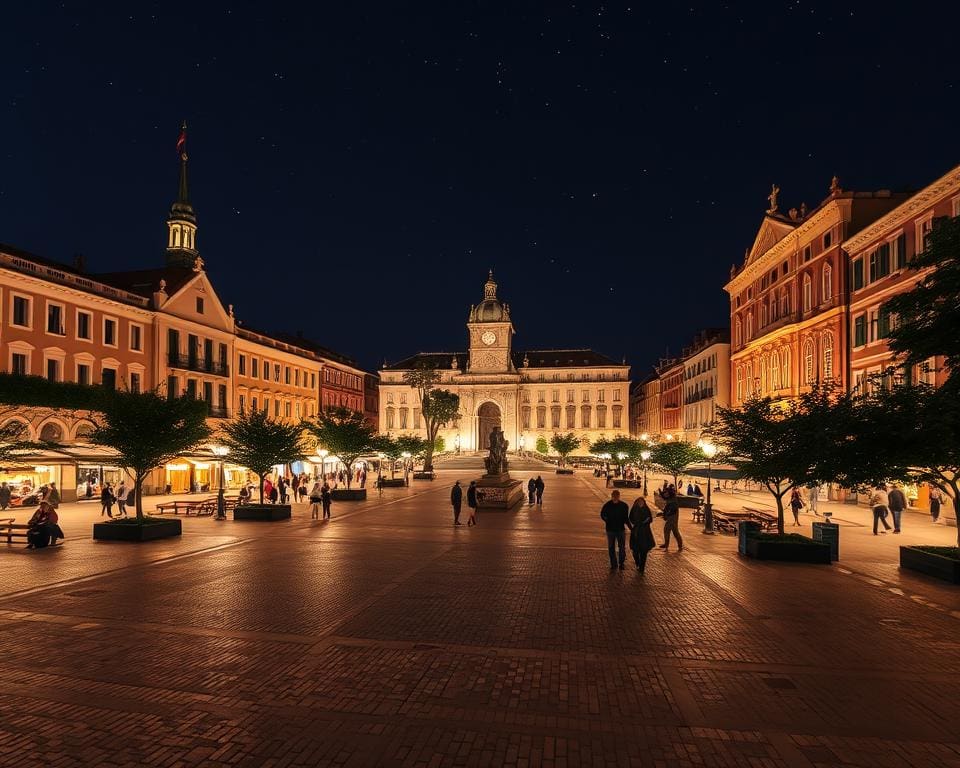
[1,460,959,766]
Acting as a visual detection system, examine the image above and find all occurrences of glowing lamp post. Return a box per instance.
[454,433,461,455]
[640,449,651,495]
[211,445,230,519]
[697,433,718,534]
[617,452,627,481]
[401,451,411,485]
[317,448,329,480]
[519,434,525,457]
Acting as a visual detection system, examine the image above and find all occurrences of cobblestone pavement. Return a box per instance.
[1,462,959,767]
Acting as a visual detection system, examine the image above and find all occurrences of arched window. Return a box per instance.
[735,317,742,347]
[780,287,789,317]
[822,261,833,304]
[802,273,813,312]
[759,354,767,393]
[746,362,753,396]
[770,351,780,391]
[822,333,834,381]
[803,338,815,384]
[782,347,791,387]
[39,422,63,443]
[746,311,754,341]
[736,367,743,402]
[760,303,767,328]
[580,404,591,428]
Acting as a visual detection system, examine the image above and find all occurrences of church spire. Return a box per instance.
[166,121,199,267]
[484,269,497,300]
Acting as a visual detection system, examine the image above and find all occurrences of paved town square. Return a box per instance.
[2,459,959,768]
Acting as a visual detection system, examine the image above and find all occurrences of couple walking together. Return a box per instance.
[600,489,683,573]
[450,480,479,526]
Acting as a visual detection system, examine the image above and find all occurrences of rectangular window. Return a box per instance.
[854,315,866,347]
[295,369,300,387]
[262,361,269,381]
[252,397,258,412]
[239,394,246,414]
[196,297,204,314]
[597,407,607,429]
[219,343,228,369]
[310,373,316,389]
[251,358,259,378]
[536,406,546,429]
[285,366,291,385]
[239,355,246,376]
[852,258,864,290]
[12,295,31,328]
[877,243,890,278]
[612,406,622,429]
[130,372,141,393]
[567,389,574,402]
[204,339,214,371]
[103,318,117,347]
[552,389,559,403]
[613,390,621,401]
[101,368,117,390]
[284,401,292,418]
[46,358,60,382]
[823,231,832,249]
[521,406,531,430]
[878,307,892,339]
[77,311,92,340]
[203,381,213,404]
[77,363,91,385]
[186,379,197,399]
[582,390,589,402]
[598,390,605,402]
[274,399,280,417]
[47,303,64,335]
[167,375,178,399]
[537,390,545,403]
[895,232,907,269]
[219,384,228,409]
[130,323,143,351]
[274,364,281,383]
[803,246,811,263]
[551,407,561,429]
[168,329,180,360]
[11,353,28,375]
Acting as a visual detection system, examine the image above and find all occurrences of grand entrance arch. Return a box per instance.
[477,402,502,450]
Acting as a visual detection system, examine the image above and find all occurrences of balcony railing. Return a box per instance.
[168,353,230,378]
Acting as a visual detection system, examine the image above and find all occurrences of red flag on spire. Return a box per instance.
[176,123,187,156]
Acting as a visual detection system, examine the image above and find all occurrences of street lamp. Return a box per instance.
[617,452,627,481]
[454,433,461,455]
[317,448,329,480]
[640,432,649,443]
[640,449,651,495]
[519,434,525,457]
[211,445,230,519]
[401,451,411,486]
[697,433,718,534]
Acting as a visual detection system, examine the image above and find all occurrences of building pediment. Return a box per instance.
[745,216,798,268]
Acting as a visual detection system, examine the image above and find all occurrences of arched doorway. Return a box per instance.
[477,402,501,450]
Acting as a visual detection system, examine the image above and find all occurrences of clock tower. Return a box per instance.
[467,271,515,373]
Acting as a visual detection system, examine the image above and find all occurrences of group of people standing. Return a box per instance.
[99,481,131,518]
[450,480,479,526]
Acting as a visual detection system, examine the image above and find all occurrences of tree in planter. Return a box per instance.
[305,407,377,489]
[395,434,429,472]
[649,440,704,489]
[713,387,847,535]
[219,409,306,504]
[884,215,960,373]
[535,436,550,455]
[842,378,960,547]
[402,365,460,472]
[590,435,644,477]
[88,390,211,520]
[549,432,581,467]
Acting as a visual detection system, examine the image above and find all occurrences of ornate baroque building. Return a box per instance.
[725,181,908,408]
[378,273,630,454]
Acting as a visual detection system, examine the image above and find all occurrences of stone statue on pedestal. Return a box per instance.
[484,427,510,476]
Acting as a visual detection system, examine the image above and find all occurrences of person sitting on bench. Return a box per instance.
[27,502,64,549]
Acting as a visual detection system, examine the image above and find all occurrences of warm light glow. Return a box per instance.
[640,432,649,442]
[698,438,718,459]
[617,452,627,460]
[211,445,230,457]
[166,463,190,471]
[640,449,651,462]
[317,448,329,459]
[401,451,411,458]
[665,434,674,441]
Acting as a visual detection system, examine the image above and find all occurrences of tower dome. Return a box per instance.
[468,270,510,322]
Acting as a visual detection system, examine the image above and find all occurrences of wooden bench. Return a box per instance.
[0,518,31,544]
[154,499,213,516]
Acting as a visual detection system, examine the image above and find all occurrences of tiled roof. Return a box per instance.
[94,266,198,298]
[383,349,624,371]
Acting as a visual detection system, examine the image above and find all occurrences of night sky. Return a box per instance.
[3,2,958,375]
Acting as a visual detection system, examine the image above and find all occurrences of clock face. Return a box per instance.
[481,331,497,346]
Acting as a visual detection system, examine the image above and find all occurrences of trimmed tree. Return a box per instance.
[843,378,960,547]
[88,390,211,520]
[305,407,377,489]
[549,432,580,467]
[402,365,460,472]
[590,435,644,476]
[219,409,306,503]
[713,387,845,535]
[649,440,704,488]
[535,436,550,455]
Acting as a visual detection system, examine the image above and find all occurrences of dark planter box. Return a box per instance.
[900,546,960,584]
[93,517,182,542]
[412,472,435,480]
[331,489,367,501]
[233,504,291,521]
[379,478,406,488]
[556,468,574,475]
[612,479,639,487]
[744,535,831,563]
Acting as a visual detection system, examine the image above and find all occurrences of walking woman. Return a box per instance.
[321,482,332,520]
[628,497,656,574]
[789,487,804,526]
[308,480,323,520]
[930,487,943,523]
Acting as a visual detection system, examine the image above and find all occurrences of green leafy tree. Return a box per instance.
[219,409,306,503]
[373,435,402,478]
[885,215,960,373]
[88,390,211,520]
[590,435,644,476]
[402,365,460,472]
[433,435,446,454]
[713,387,846,534]
[549,432,581,467]
[649,440,704,489]
[535,436,550,455]
[842,378,960,547]
[305,407,377,489]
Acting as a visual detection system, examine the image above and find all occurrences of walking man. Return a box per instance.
[534,475,545,506]
[657,495,684,551]
[888,482,907,534]
[451,480,463,525]
[467,480,478,526]
[46,481,60,510]
[527,477,536,506]
[869,485,891,535]
[115,481,129,517]
[600,489,631,570]
[0,481,10,510]
[808,484,819,516]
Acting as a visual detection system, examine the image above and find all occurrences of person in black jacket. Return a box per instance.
[467,480,478,526]
[629,497,656,573]
[527,478,536,506]
[451,481,463,525]
[534,476,545,506]
[888,483,907,533]
[600,490,632,570]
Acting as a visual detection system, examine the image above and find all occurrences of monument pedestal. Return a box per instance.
[476,473,524,511]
